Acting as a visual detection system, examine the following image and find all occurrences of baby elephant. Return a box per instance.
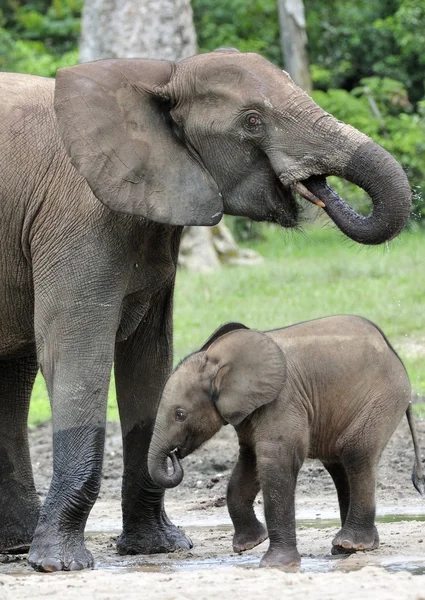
[148,315,423,567]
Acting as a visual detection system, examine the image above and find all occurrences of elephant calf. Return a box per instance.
[148,315,424,567]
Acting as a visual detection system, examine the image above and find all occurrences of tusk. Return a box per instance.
[294,182,326,208]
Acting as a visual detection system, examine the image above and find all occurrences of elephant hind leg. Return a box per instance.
[115,289,192,556]
[331,453,379,555]
[322,461,350,527]
[0,352,40,553]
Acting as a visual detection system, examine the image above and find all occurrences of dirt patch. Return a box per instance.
[1,416,425,598]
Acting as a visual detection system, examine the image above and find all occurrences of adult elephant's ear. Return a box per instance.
[199,322,250,351]
[54,59,223,226]
[204,330,286,426]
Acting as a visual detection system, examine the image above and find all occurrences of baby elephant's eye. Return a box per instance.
[175,408,188,422]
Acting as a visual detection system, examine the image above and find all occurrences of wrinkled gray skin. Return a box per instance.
[0,49,412,572]
[148,316,423,568]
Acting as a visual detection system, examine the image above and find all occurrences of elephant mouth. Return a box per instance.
[268,178,300,228]
[171,445,188,460]
[293,175,340,210]
[270,175,336,229]
[294,176,327,208]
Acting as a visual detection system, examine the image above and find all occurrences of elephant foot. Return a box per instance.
[117,512,192,555]
[28,529,94,572]
[0,523,38,555]
[0,492,40,554]
[331,525,379,555]
[233,520,268,553]
[0,541,32,555]
[259,547,301,569]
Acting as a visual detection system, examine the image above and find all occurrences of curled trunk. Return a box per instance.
[148,443,184,489]
[304,139,412,245]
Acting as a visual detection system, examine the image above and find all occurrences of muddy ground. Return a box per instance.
[1,413,425,599]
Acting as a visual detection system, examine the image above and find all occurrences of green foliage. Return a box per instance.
[0,0,81,76]
[192,0,281,64]
[306,0,425,104]
[375,0,425,102]
[192,0,425,104]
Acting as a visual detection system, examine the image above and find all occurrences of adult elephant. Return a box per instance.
[0,49,411,572]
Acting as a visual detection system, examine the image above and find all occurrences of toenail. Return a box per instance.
[41,558,63,572]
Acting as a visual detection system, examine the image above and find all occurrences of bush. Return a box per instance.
[0,0,81,76]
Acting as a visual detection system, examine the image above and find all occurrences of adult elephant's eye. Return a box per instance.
[245,113,263,128]
[175,408,188,422]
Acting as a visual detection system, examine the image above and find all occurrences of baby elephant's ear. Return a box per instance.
[205,330,286,426]
[200,322,249,351]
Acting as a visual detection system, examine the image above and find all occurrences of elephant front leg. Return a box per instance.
[227,441,267,553]
[28,346,114,571]
[115,291,192,555]
[256,440,306,568]
[28,299,118,571]
[28,423,106,572]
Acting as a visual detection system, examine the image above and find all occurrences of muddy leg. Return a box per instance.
[0,353,40,553]
[28,263,120,572]
[115,289,192,555]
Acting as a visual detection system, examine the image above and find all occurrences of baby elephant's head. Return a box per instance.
[148,323,286,488]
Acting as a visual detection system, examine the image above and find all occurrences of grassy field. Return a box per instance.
[29,223,425,426]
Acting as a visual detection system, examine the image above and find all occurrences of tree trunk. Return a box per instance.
[277,0,312,93]
[178,224,263,273]
[79,0,260,271]
[80,0,197,62]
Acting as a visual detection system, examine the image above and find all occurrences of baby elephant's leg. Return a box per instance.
[332,452,379,554]
[227,442,267,553]
[255,439,306,568]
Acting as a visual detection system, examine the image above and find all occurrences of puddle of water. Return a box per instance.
[380,556,425,575]
[86,511,425,536]
[98,553,425,576]
[99,554,336,574]
[4,548,425,577]
[296,513,425,531]
[85,504,425,534]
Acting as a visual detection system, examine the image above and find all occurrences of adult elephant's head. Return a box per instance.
[54,50,411,244]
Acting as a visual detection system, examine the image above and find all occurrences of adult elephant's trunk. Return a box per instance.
[303,139,412,246]
[148,440,184,489]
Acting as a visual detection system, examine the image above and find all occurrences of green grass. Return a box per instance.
[413,403,425,419]
[28,224,425,426]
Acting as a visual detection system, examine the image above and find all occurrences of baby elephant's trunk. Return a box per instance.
[406,404,425,496]
[148,441,184,489]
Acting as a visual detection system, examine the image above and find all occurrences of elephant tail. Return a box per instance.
[406,403,425,496]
